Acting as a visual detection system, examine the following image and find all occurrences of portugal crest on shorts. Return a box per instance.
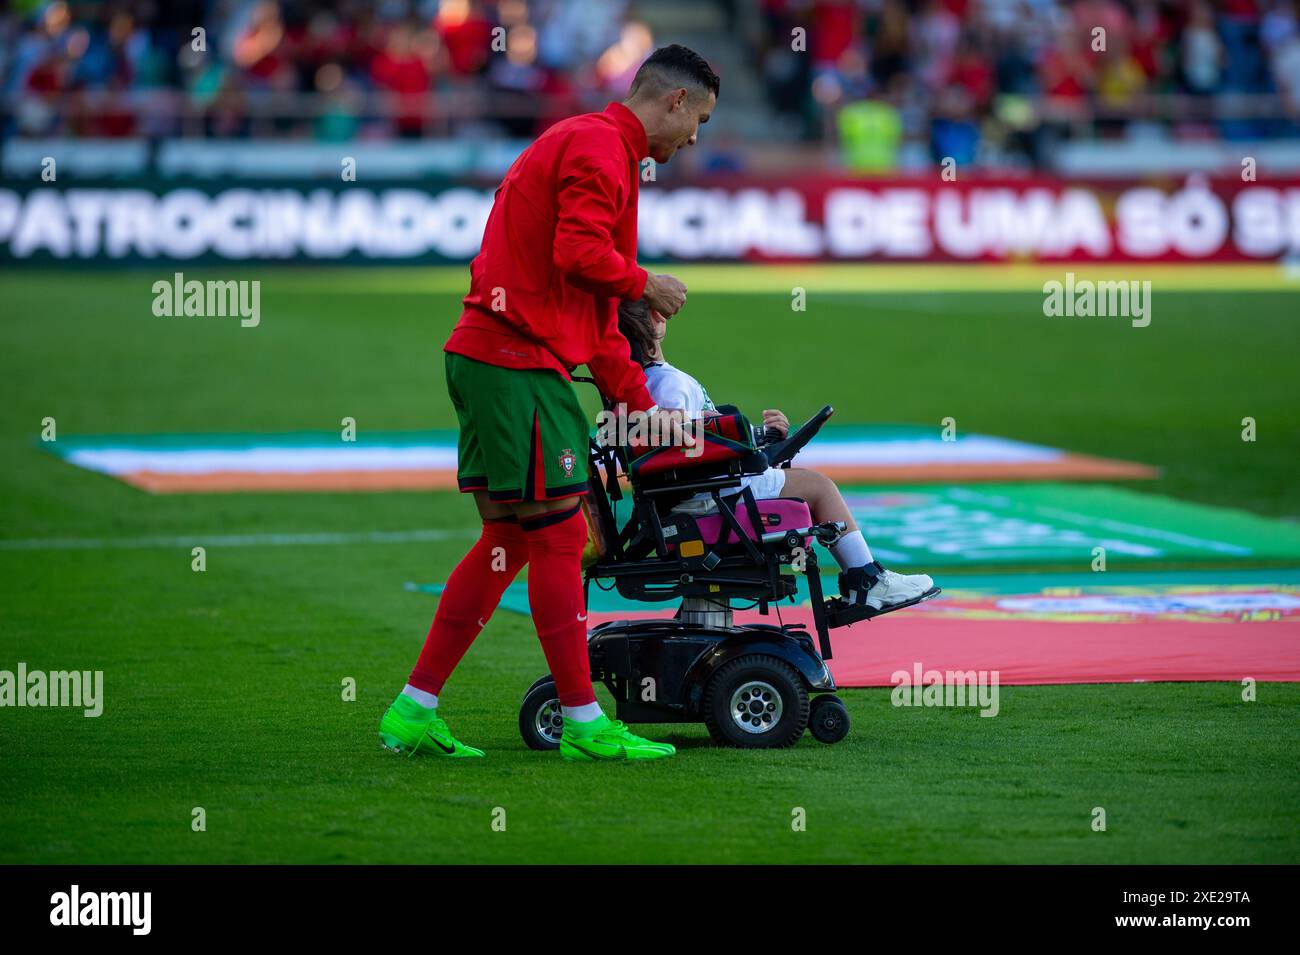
[558,448,577,478]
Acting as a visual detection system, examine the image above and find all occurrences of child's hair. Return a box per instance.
[617,299,658,367]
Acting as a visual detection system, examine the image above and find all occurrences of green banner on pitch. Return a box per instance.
[839,484,1300,566]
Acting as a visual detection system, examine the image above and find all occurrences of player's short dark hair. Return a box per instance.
[617,299,658,366]
[628,44,720,102]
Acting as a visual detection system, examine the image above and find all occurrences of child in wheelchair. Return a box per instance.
[617,299,935,612]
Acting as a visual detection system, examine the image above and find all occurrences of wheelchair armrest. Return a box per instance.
[634,450,769,497]
[639,473,743,498]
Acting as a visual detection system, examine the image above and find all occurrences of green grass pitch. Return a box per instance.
[1,268,1297,863]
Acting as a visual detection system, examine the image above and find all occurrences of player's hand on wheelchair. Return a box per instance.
[643,272,687,317]
[762,409,789,438]
[647,407,689,447]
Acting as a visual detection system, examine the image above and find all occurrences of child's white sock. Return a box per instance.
[402,684,438,710]
[830,530,873,571]
[562,702,604,723]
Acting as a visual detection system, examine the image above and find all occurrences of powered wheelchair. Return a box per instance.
[518,383,940,750]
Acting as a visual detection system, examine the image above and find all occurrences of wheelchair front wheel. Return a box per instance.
[520,678,563,750]
[809,694,850,744]
[702,655,809,748]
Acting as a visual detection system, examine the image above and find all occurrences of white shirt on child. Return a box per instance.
[643,362,716,418]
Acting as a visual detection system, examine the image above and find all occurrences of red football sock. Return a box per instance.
[521,503,597,708]
[408,517,528,695]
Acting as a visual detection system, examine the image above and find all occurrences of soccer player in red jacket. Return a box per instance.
[380,45,719,761]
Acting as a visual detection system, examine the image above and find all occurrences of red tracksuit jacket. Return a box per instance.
[445,102,654,412]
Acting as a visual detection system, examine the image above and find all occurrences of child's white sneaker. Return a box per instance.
[839,562,935,610]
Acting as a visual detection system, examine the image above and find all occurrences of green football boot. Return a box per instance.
[378,694,484,758]
[559,714,676,762]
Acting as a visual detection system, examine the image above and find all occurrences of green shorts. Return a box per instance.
[445,351,590,503]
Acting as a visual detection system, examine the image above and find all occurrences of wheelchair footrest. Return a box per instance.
[824,586,942,628]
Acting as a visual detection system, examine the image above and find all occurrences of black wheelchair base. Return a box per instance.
[519,616,848,750]
[518,588,941,751]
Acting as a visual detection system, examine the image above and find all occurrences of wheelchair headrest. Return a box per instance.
[626,335,647,368]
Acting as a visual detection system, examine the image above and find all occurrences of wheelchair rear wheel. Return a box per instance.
[702,655,809,748]
[520,678,563,750]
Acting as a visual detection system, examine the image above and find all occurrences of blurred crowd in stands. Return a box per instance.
[756,0,1300,169]
[0,0,650,140]
[1,0,1297,171]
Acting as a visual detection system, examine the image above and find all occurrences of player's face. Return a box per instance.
[656,90,715,164]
